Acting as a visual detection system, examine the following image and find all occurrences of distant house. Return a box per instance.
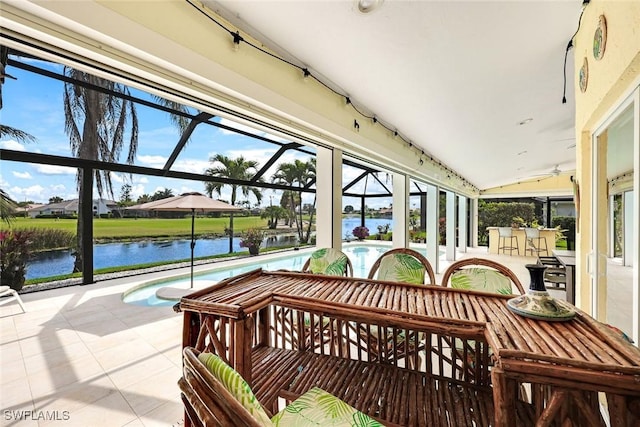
[28,199,118,218]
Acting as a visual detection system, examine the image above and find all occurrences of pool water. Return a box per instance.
[122,244,394,307]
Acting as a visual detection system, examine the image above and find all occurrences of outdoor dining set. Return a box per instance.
[174,247,640,427]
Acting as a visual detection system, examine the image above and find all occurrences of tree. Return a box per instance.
[204,154,263,253]
[136,194,151,204]
[272,159,316,243]
[49,196,63,204]
[118,183,134,207]
[261,205,287,229]
[63,67,139,272]
[0,189,17,224]
[150,188,174,201]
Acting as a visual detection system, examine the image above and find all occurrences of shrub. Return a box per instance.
[352,226,369,240]
[0,230,32,291]
[239,228,265,249]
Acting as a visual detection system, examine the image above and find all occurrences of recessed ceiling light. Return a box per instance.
[517,118,533,126]
[357,0,384,13]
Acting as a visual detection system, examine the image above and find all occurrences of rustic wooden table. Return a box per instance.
[177,268,640,426]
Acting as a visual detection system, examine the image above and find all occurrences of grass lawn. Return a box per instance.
[5,216,269,239]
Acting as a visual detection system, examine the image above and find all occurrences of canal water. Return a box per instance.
[26,218,394,280]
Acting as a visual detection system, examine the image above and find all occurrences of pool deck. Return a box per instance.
[0,246,568,427]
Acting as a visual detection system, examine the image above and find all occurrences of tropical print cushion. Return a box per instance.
[450,268,513,295]
[376,253,425,284]
[272,387,383,427]
[197,352,273,426]
[308,248,349,276]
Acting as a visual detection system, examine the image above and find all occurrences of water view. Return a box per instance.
[25,218,395,280]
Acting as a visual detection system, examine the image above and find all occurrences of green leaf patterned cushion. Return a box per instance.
[450,268,513,295]
[308,248,348,276]
[376,253,425,284]
[197,352,273,426]
[272,387,383,427]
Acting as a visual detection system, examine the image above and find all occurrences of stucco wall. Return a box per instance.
[574,0,640,314]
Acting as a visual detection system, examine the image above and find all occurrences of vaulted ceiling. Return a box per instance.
[208,0,582,191]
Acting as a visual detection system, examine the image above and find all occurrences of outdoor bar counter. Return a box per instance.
[176,269,640,427]
[487,227,556,256]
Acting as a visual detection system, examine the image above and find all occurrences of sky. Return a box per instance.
[0,53,392,210]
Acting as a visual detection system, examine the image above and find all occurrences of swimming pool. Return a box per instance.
[122,243,395,307]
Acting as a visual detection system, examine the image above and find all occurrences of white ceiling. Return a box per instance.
[208,0,582,191]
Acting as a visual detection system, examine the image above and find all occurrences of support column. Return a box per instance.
[470,198,479,248]
[426,184,439,273]
[316,147,343,250]
[457,195,467,253]
[392,173,409,248]
[446,191,456,261]
[81,167,94,285]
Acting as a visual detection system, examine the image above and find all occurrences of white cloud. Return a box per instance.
[136,155,168,168]
[172,158,211,174]
[12,171,32,179]
[0,140,26,151]
[33,164,76,175]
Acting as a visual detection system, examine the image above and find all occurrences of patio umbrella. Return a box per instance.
[128,192,242,288]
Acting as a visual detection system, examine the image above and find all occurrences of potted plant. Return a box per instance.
[352,226,369,241]
[239,228,265,255]
[0,230,31,291]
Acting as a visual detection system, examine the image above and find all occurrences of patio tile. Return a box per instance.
[17,329,82,358]
[138,400,184,427]
[1,376,34,410]
[92,339,160,372]
[39,391,138,427]
[106,352,177,390]
[27,354,105,397]
[21,342,92,377]
[0,340,24,363]
[1,356,27,385]
[31,375,117,419]
[118,366,181,417]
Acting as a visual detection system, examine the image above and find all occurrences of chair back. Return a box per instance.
[179,347,272,427]
[302,247,353,276]
[524,227,540,239]
[367,248,436,285]
[441,257,526,295]
[498,227,513,237]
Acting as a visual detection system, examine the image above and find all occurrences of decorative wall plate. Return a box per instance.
[593,15,607,60]
[579,57,588,93]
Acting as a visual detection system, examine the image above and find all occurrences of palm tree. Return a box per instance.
[272,159,316,243]
[0,188,17,224]
[261,205,287,229]
[204,154,263,253]
[63,67,139,272]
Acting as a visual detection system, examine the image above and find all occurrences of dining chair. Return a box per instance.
[497,227,520,256]
[441,257,526,295]
[352,248,435,368]
[440,258,525,382]
[179,346,383,427]
[367,247,436,285]
[524,227,548,257]
[0,285,26,313]
[301,247,353,277]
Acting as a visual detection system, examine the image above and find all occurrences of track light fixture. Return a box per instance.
[232,31,243,51]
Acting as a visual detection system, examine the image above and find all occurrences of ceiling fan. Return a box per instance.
[520,165,562,181]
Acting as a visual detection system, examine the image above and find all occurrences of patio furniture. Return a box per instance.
[0,285,26,313]
[176,269,640,426]
[301,247,353,277]
[440,257,526,295]
[497,227,519,256]
[356,247,436,366]
[524,227,549,257]
[179,346,383,427]
[367,247,436,285]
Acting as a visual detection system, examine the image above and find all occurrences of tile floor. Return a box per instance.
[0,247,628,426]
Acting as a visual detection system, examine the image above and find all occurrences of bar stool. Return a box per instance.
[498,227,519,255]
[524,227,548,256]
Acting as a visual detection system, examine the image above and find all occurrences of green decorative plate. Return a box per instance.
[507,291,576,322]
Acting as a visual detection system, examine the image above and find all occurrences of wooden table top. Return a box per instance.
[178,268,640,393]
